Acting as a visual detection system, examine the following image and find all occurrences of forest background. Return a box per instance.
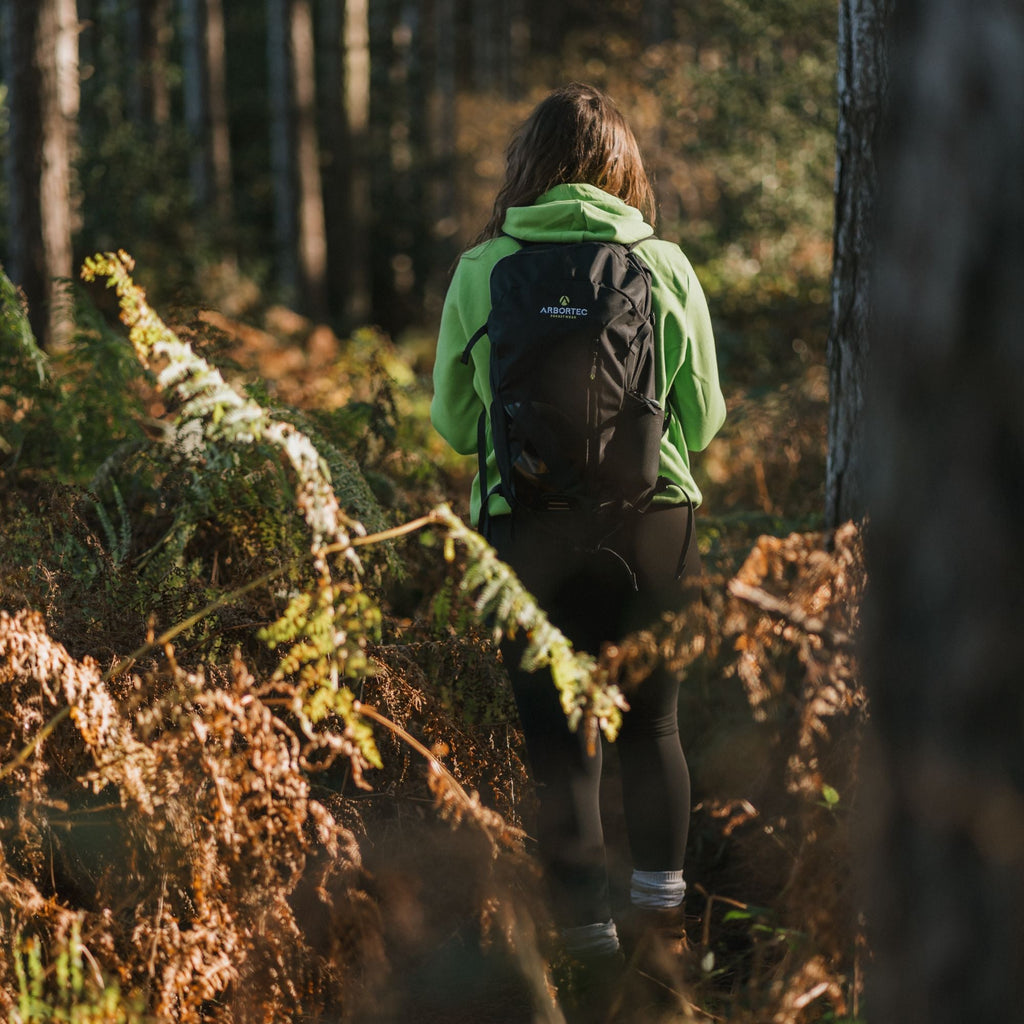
[0,0,996,1022]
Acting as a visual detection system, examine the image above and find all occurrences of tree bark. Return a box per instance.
[55,0,80,238]
[291,0,328,318]
[645,0,673,45]
[267,0,298,302]
[181,0,211,211]
[4,0,76,350]
[132,0,172,127]
[396,0,427,318]
[343,0,372,321]
[507,0,528,98]
[861,1,1024,1021]
[265,0,327,316]
[432,0,457,233]
[368,0,397,327]
[205,0,234,233]
[824,0,891,530]
[469,0,513,93]
[181,0,233,239]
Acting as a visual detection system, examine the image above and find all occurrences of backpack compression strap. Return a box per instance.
[460,324,502,538]
[460,323,488,365]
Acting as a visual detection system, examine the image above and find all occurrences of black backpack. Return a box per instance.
[461,238,669,545]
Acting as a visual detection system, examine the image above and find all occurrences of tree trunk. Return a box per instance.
[4,0,76,350]
[316,0,343,321]
[132,0,172,127]
[267,0,298,302]
[507,0,528,98]
[645,0,673,45]
[181,0,211,211]
[432,0,457,233]
[343,0,372,322]
[291,0,328,318]
[824,0,891,530]
[471,0,497,92]
[265,0,328,316]
[368,0,397,328]
[97,0,127,121]
[181,0,233,240]
[55,0,80,238]
[205,0,234,233]
[861,1,1024,1021]
[55,0,79,129]
[396,0,427,319]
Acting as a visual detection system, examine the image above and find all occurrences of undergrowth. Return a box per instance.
[0,256,863,1023]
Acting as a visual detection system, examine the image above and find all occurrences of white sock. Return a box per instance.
[630,869,686,909]
[561,919,621,958]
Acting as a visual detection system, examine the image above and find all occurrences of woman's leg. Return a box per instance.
[491,515,633,942]
[616,504,701,903]
[504,645,613,929]
[616,665,691,876]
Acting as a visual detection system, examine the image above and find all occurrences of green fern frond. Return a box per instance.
[258,583,383,769]
[14,917,146,1023]
[428,504,627,742]
[0,265,47,383]
[81,251,363,575]
[91,480,131,566]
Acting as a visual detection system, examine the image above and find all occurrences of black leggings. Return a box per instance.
[490,504,700,927]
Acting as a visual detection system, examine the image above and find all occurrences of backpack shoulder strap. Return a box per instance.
[459,233,528,363]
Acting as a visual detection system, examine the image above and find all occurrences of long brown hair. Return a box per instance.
[475,83,656,243]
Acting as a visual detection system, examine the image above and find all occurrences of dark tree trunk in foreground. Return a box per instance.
[4,0,76,350]
[825,0,891,529]
[861,1,1024,1022]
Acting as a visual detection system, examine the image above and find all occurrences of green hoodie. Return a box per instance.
[431,183,726,526]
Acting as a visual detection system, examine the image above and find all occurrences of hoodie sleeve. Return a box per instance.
[646,242,727,453]
[431,256,487,455]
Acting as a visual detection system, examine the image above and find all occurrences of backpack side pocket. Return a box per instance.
[599,390,665,510]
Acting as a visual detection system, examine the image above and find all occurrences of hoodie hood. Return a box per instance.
[501,183,655,245]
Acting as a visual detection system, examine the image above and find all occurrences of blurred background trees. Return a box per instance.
[2,0,78,350]
[0,0,838,351]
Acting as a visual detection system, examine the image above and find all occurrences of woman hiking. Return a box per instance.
[430,83,726,1019]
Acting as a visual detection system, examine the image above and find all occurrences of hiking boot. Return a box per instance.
[616,905,693,1022]
[620,904,689,959]
[555,947,627,1024]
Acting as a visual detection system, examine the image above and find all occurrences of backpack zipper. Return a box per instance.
[586,343,600,489]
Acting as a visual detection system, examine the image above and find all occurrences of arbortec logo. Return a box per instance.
[539,294,588,318]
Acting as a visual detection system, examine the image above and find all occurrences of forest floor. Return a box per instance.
[0,289,866,1023]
